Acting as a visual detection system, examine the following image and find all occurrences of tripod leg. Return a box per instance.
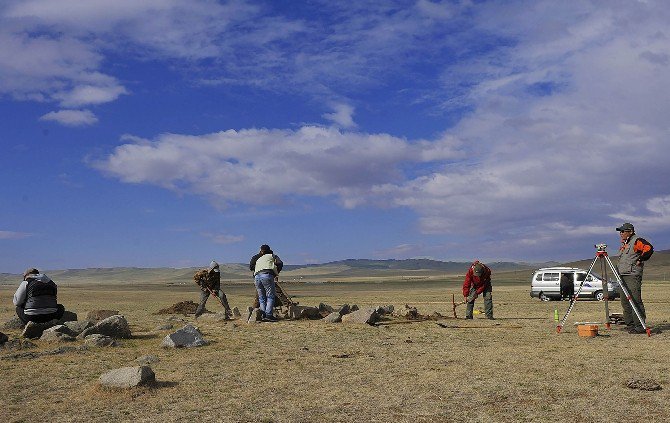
[600,258,611,329]
[557,256,599,333]
[604,255,650,336]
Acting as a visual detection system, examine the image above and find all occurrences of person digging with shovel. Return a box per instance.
[194,260,232,319]
[462,260,494,320]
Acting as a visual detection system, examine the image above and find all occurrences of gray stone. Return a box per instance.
[0,331,8,345]
[86,310,120,322]
[318,303,334,314]
[232,307,241,318]
[341,308,379,325]
[321,312,342,323]
[3,317,25,330]
[375,305,394,315]
[627,378,662,391]
[161,324,208,348]
[247,308,264,323]
[350,304,360,312]
[78,315,132,339]
[287,305,321,320]
[393,304,419,319]
[136,355,160,366]
[40,326,77,343]
[22,320,57,339]
[85,334,118,347]
[63,320,94,336]
[337,304,351,316]
[99,366,155,388]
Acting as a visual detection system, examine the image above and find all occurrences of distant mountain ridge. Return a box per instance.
[2,252,668,285]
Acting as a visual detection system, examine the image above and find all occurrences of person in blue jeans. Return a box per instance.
[249,244,283,321]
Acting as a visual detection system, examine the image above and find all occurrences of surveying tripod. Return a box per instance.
[556,243,651,337]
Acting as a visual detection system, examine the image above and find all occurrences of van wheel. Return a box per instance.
[594,290,604,301]
[539,292,551,302]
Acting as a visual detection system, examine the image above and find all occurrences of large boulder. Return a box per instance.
[78,315,132,339]
[341,308,379,325]
[375,305,394,315]
[0,331,8,345]
[336,304,351,316]
[318,303,334,315]
[99,366,155,388]
[161,324,208,348]
[86,310,119,322]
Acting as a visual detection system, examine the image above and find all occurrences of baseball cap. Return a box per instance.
[616,222,635,232]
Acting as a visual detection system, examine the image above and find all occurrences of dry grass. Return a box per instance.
[1,279,669,422]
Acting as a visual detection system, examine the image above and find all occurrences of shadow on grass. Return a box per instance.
[132,333,160,340]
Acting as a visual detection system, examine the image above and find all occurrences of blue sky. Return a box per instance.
[1,0,669,273]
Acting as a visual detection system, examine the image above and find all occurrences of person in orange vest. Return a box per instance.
[462,260,493,320]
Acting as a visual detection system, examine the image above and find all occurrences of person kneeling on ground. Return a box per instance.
[194,260,232,318]
[462,260,494,320]
[250,244,283,322]
[13,268,65,324]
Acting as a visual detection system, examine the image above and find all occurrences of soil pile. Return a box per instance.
[155,301,205,315]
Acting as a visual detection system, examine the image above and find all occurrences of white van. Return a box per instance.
[530,267,620,301]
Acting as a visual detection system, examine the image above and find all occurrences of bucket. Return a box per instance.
[577,324,599,337]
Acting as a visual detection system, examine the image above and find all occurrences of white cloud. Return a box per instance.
[93,126,462,207]
[322,103,356,128]
[39,109,98,126]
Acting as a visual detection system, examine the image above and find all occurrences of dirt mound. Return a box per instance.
[155,301,207,315]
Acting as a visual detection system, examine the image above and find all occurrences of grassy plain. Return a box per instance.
[1,277,669,422]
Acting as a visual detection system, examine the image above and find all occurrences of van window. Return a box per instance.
[543,273,559,281]
[576,273,586,282]
[535,273,542,281]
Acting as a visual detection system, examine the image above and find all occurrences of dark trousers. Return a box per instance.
[16,304,65,324]
[619,274,646,329]
[195,286,231,316]
[466,285,493,318]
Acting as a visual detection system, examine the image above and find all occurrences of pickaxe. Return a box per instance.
[452,293,467,318]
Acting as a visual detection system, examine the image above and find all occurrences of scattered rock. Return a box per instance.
[321,312,342,323]
[627,377,662,391]
[337,304,351,316]
[350,304,360,312]
[63,320,94,336]
[162,324,208,348]
[154,323,174,331]
[232,307,241,318]
[318,303,334,315]
[3,317,25,330]
[86,310,119,322]
[375,305,394,315]
[78,315,132,339]
[341,308,379,325]
[136,355,160,366]
[287,305,321,320]
[85,334,118,347]
[99,366,156,388]
[0,331,8,345]
[247,308,264,323]
[40,326,77,343]
[394,304,419,319]
[22,321,57,339]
